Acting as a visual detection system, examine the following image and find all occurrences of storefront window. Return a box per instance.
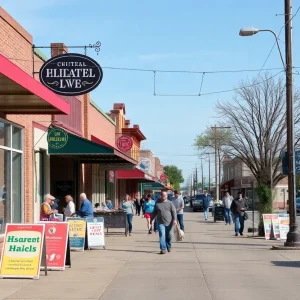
[0,120,23,234]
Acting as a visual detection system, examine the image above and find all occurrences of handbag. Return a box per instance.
[243,212,248,220]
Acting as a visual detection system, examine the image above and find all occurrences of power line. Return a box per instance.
[5,56,285,74]
[155,70,284,97]
[257,5,300,77]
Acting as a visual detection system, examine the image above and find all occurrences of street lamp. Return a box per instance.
[240,1,300,247]
[239,27,285,69]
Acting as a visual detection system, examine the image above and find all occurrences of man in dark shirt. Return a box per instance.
[134,193,141,216]
[230,192,247,236]
[151,190,177,254]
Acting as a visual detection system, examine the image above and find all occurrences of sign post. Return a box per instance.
[86,217,105,250]
[66,218,86,251]
[0,224,45,279]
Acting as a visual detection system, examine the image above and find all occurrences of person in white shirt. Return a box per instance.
[64,195,76,219]
[222,192,233,225]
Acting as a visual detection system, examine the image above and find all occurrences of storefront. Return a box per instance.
[47,126,137,209]
[0,54,70,234]
[116,168,156,201]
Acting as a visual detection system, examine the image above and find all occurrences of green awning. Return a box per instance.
[141,182,165,190]
[47,126,137,170]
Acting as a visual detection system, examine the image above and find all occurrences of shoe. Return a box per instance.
[235,233,238,236]
[240,233,243,236]
[167,248,172,253]
[154,230,158,234]
[225,223,228,225]
[205,218,207,220]
[148,230,152,234]
[129,233,132,236]
[160,250,166,254]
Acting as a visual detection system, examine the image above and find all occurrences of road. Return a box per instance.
[0,207,300,300]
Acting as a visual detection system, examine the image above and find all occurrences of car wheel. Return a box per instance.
[193,207,197,212]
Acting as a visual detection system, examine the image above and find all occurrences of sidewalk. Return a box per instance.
[0,208,300,300]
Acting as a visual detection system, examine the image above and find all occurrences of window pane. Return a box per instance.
[12,126,22,150]
[0,149,11,234]
[0,121,10,147]
[12,152,22,223]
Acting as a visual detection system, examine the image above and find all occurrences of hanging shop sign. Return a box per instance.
[0,224,45,279]
[39,53,103,96]
[109,170,115,183]
[47,127,68,149]
[86,217,105,249]
[160,174,167,182]
[139,157,151,171]
[66,218,86,251]
[117,136,133,152]
[39,222,69,270]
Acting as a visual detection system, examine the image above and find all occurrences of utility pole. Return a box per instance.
[208,153,211,192]
[284,0,300,246]
[211,125,231,201]
[199,157,204,193]
[195,167,198,194]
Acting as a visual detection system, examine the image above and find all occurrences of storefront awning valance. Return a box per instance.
[141,182,165,190]
[116,168,156,182]
[0,54,70,114]
[47,127,137,170]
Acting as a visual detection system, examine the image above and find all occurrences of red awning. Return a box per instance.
[91,135,137,166]
[116,168,156,182]
[0,54,70,114]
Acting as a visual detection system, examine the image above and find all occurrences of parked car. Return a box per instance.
[287,197,300,214]
[209,200,213,212]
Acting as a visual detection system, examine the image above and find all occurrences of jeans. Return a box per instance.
[177,214,184,231]
[204,208,209,219]
[135,205,141,215]
[234,214,244,234]
[224,208,232,224]
[158,223,173,251]
[127,213,133,233]
[154,218,159,231]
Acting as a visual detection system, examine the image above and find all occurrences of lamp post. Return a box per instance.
[239,0,300,246]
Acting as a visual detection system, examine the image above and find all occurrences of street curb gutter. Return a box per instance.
[271,245,300,250]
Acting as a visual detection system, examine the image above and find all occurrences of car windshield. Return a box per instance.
[195,194,211,200]
[296,198,300,204]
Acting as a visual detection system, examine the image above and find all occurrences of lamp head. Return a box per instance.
[239,27,259,36]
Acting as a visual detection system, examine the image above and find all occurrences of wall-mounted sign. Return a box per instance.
[47,128,68,149]
[139,157,151,171]
[0,224,45,279]
[108,171,115,183]
[117,136,133,152]
[160,174,167,182]
[39,53,103,96]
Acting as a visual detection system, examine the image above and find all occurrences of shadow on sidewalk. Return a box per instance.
[271,261,300,268]
[105,248,159,254]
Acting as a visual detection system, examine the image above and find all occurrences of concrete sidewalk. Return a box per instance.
[0,208,300,300]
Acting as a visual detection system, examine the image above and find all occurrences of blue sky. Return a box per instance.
[2,0,300,186]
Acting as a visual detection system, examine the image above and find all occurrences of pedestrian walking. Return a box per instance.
[134,193,142,216]
[140,194,146,218]
[40,194,58,221]
[151,190,177,254]
[222,192,233,225]
[122,194,134,236]
[203,192,212,220]
[172,190,185,232]
[230,192,247,236]
[144,194,156,234]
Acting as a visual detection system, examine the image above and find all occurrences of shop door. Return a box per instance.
[92,165,105,206]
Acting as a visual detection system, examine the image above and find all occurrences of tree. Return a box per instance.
[164,165,184,191]
[194,127,231,188]
[215,74,300,235]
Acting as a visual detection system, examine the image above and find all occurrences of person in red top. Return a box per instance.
[40,194,58,221]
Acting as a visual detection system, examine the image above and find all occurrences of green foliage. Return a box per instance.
[194,127,232,153]
[164,165,184,191]
[256,185,273,236]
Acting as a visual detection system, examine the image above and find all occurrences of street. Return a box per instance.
[1,207,300,300]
